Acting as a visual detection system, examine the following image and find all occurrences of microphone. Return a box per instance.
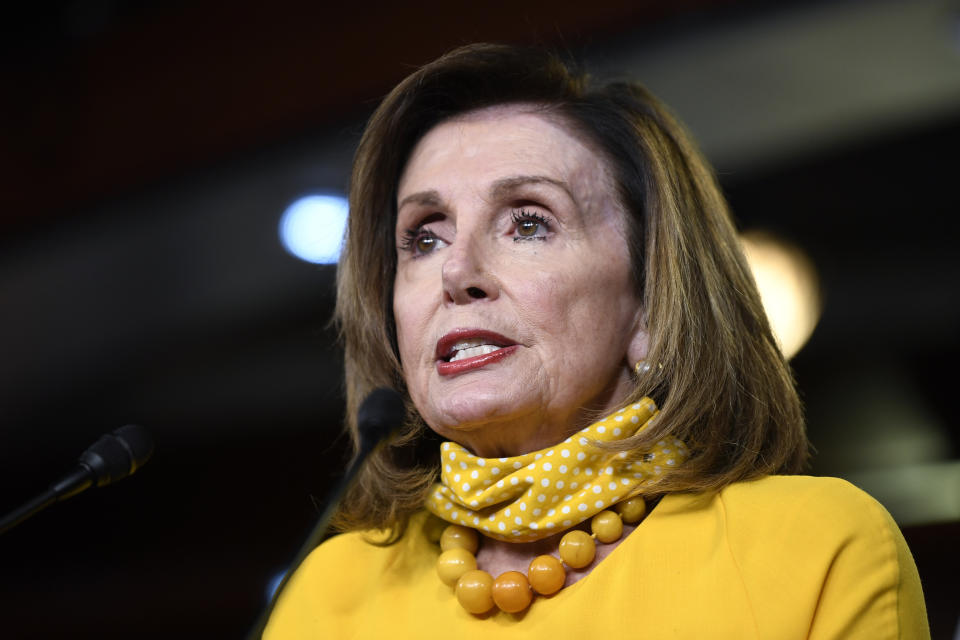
[247,388,404,639]
[0,424,154,535]
[299,387,403,541]
[354,387,406,457]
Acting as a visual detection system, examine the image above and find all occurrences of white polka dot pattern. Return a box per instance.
[425,398,688,541]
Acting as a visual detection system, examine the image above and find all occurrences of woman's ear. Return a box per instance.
[626,319,650,367]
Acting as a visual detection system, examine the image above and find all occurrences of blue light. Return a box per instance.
[279,194,349,264]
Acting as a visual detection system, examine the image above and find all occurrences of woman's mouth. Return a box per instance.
[435,330,519,375]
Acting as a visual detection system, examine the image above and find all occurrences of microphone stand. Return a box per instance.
[245,441,379,640]
[247,388,402,639]
[0,468,92,535]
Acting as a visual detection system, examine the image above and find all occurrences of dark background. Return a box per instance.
[1,1,958,637]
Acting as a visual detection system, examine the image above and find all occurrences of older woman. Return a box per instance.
[264,44,927,638]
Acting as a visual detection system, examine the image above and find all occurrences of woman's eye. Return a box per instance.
[401,227,444,256]
[416,233,436,253]
[511,210,551,241]
[516,219,540,237]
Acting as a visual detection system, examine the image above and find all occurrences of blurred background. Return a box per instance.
[1,0,957,637]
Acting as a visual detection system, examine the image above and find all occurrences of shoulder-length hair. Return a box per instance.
[333,43,807,537]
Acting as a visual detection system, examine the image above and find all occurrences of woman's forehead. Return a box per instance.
[397,105,617,206]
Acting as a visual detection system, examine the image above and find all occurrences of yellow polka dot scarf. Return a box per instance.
[425,398,688,542]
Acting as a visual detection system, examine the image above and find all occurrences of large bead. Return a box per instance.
[492,571,532,613]
[591,510,623,543]
[456,570,495,614]
[440,524,479,554]
[558,530,596,569]
[527,554,566,595]
[437,548,477,587]
[614,496,647,524]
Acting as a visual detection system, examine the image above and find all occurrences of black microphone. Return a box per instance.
[354,387,406,457]
[0,424,154,535]
[247,388,404,639]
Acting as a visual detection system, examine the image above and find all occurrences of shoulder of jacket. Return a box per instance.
[722,475,881,509]
[717,475,896,544]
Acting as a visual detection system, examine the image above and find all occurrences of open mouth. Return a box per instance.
[435,329,518,373]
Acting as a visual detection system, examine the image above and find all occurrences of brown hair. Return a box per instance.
[333,43,808,537]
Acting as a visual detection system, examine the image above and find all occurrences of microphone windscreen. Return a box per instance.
[113,424,154,471]
[79,424,154,488]
[356,388,405,452]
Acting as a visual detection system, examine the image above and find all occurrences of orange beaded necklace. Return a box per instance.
[436,495,648,614]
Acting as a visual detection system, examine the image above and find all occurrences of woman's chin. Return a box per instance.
[425,392,543,452]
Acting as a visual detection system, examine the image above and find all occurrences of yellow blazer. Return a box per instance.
[265,475,929,639]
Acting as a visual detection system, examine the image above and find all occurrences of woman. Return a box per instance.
[264,44,928,638]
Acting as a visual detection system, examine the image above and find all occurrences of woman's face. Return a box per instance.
[393,106,646,457]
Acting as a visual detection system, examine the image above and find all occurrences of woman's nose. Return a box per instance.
[441,234,499,305]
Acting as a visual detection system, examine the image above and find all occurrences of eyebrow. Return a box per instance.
[397,175,571,212]
[397,189,444,212]
[490,174,571,200]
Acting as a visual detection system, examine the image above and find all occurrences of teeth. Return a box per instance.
[450,338,488,351]
[450,344,502,362]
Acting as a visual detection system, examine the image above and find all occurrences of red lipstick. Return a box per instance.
[435,329,519,376]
